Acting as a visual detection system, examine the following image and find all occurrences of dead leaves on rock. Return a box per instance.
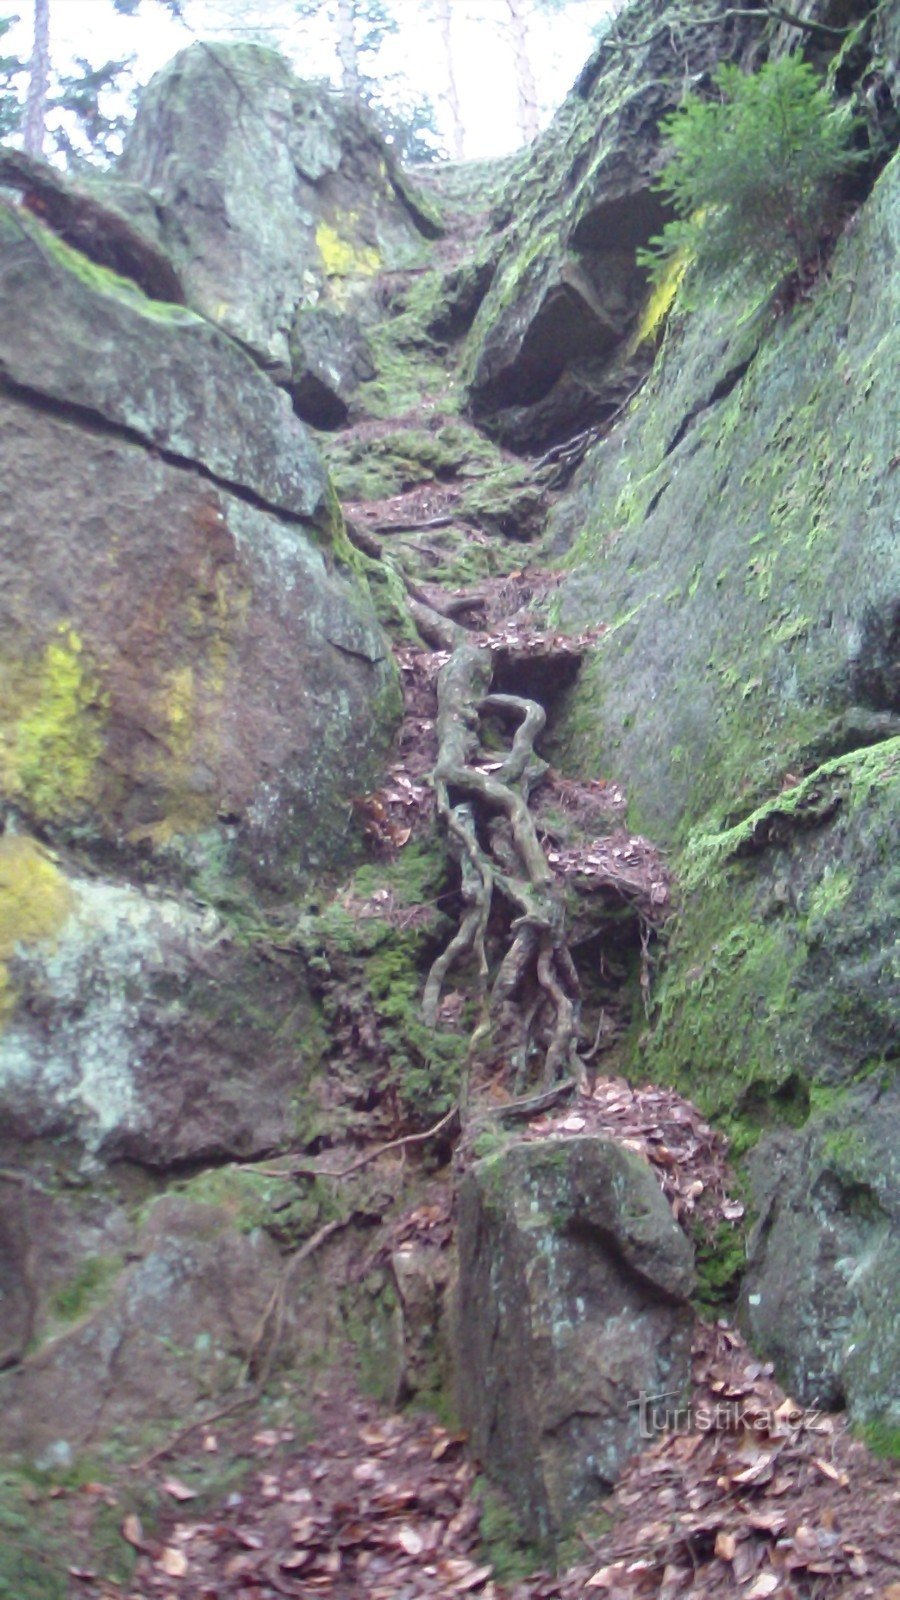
[545,828,670,924]
[523,1076,738,1239]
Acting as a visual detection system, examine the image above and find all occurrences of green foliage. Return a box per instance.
[0,14,24,141]
[640,57,863,290]
[50,54,138,165]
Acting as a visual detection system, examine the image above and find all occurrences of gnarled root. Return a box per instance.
[423,640,587,1098]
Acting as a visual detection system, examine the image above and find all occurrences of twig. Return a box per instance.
[373,514,458,533]
[472,1077,579,1122]
[247,1104,461,1183]
[244,1218,348,1389]
[131,1387,261,1473]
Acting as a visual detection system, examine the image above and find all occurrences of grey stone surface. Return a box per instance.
[740,1081,900,1429]
[455,1136,694,1547]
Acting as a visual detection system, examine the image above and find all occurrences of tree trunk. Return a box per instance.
[336,0,361,100]
[434,0,464,160]
[23,0,50,158]
[505,0,540,146]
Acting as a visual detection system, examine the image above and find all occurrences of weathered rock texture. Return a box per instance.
[455,1137,694,1547]
[0,1192,284,1464]
[0,204,397,898]
[114,43,440,381]
[460,0,764,450]
[740,1081,900,1427]
[0,204,326,518]
[0,834,321,1164]
[542,93,899,1434]
[550,148,900,844]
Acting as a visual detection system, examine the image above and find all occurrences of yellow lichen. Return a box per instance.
[0,833,74,1023]
[628,252,688,355]
[0,625,107,822]
[315,219,381,280]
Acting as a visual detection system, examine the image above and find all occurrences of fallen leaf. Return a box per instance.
[121,1513,144,1549]
[157,1546,189,1577]
[744,1573,779,1598]
[395,1524,425,1556]
[161,1476,197,1502]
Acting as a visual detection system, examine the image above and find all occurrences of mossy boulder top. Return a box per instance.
[112,42,440,377]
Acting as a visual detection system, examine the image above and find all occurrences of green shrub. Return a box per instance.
[640,57,863,290]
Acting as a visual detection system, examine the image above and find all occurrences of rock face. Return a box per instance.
[0,204,326,518]
[114,43,439,381]
[460,0,761,449]
[0,833,321,1164]
[0,203,397,898]
[550,148,900,844]
[290,306,376,428]
[542,103,899,1435]
[455,1137,695,1547]
[740,1082,900,1428]
[0,1192,285,1464]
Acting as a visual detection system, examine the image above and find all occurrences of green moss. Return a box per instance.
[693,1219,746,1317]
[475,1478,541,1583]
[341,1273,401,1403]
[50,1255,123,1323]
[295,845,469,1122]
[682,739,900,888]
[173,1165,339,1244]
[33,215,193,319]
[639,741,898,1131]
[0,1461,155,1599]
[856,1419,900,1461]
[364,941,468,1115]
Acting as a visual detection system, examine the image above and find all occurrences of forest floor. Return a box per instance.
[43,1078,900,1600]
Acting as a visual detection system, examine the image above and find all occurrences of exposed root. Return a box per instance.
[423,638,589,1101]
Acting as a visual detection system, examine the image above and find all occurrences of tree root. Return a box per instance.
[423,639,589,1101]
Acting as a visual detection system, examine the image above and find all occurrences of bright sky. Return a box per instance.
[5,0,616,160]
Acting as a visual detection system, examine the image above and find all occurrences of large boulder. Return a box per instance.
[289,305,376,428]
[0,1192,285,1466]
[0,203,325,519]
[114,43,440,379]
[0,205,398,898]
[461,0,762,449]
[454,1136,694,1549]
[0,832,322,1164]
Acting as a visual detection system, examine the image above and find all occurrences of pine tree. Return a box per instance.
[22,0,49,154]
[502,0,539,145]
[431,0,463,161]
[10,0,185,165]
[0,15,25,141]
[640,56,863,291]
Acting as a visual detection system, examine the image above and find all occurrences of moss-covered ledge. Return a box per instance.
[637,739,899,1146]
